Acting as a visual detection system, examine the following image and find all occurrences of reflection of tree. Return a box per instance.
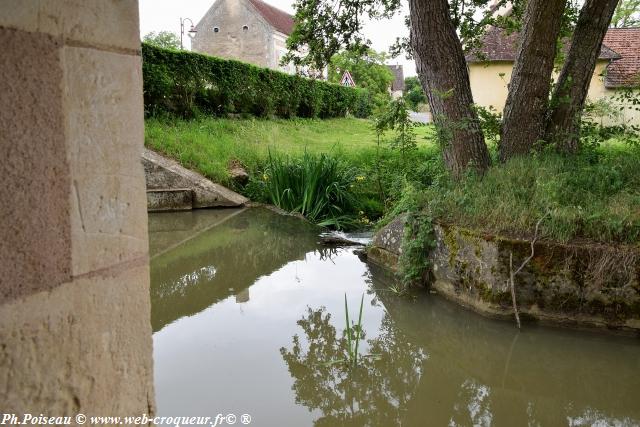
[280,307,427,426]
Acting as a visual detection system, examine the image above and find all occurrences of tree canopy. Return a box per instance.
[611,0,640,27]
[327,49,394,97]
[142,31,181,50]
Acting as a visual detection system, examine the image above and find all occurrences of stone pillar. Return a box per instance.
[0,0,154,416]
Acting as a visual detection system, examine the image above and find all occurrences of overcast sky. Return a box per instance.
[138,0,417,76]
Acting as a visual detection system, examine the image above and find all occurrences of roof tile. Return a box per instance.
[247,0,294,36]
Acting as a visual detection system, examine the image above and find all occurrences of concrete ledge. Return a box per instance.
[147,189,193,212]
[142,148,248,209]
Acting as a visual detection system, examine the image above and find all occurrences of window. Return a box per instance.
[242,25,249,31]
[213,27,219,33]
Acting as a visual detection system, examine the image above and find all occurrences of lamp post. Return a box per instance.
[180,17,197,50]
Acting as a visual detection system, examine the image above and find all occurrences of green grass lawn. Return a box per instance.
[144,117,437,185]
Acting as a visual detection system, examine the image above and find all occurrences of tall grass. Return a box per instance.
[424,147,640,243]
[261,152,359,229]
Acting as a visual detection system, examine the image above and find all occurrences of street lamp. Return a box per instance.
[180,17,197,50]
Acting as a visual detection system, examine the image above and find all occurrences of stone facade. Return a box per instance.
[1,0,154,415]
[191,0,295,73]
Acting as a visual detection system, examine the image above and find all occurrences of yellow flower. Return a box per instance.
[262,174,269,181]
[356,176,365,182]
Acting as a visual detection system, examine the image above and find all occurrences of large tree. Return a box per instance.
[285,0,620,173]
[285,0,502,176]
[409,0,491,176]
[546,0,620,154]
[499,0,567,161]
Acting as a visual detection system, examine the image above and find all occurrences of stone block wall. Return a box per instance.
[0,0,154,415]
[192,0,272,69]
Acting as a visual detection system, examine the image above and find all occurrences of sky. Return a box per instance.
[138,0,417,76]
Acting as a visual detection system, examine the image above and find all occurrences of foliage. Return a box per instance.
[473,105,503,144]
[403,77,427,111]
[398,208,435,289]
[611,0,640,27]
[258,151,360,229]
[328,49,394,98]
[374,97,417,164]
[422,147,640,244]
[142,31,181,50]
[142,43,372,119]
[342,294,366,367]
[284,0,518,69]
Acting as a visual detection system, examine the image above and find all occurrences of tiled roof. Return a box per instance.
[602,28,640,88]
[466,27,621,63]
[387,65,405,91]
[248,0,294,35]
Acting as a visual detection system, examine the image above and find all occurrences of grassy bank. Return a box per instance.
[145,116,639,243]
[421,144,640,244]
[145,116,437,184]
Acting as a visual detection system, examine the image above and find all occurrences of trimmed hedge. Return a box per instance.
[142,43,372,119]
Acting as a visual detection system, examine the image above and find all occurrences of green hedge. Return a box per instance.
[142,43,372,119]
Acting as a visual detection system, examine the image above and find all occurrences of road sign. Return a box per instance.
[340,71,356,87]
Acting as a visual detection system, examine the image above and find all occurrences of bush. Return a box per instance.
[255,152,360,229]
[142,43,372,119]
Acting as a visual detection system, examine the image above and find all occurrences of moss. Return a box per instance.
[442,226,460,268]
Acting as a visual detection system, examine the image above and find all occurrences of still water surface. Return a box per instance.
[149,208,640,427]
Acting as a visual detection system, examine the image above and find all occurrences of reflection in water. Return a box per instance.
[150,208,640,426]
[281,308,426,426]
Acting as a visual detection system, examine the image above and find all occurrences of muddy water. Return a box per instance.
[149,208,640,427]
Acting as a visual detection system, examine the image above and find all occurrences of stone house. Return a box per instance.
[191,0,296,74]
[466,27,640,126]
[387,64,405,99]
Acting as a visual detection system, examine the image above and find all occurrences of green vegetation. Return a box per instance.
[343,294,365,368]
[328,49,394,100]
[403,77,427,111]
[142,31,181,50]
[142,44,372,119]
[422,146,640,244]
[256,152,358,229]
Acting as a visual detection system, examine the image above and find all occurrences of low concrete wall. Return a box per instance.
[368,216,640,333]
[142,148,248,210]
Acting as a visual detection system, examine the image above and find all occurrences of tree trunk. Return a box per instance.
[546,0,620,154]
[499,0,567,162]
[409,0,491,177]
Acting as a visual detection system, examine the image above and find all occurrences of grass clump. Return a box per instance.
[254,152,359,229]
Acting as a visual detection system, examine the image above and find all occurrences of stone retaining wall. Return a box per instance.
[368,216,640,333]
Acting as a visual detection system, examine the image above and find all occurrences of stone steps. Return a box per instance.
[147,188,193,212]
[142,148,248,211]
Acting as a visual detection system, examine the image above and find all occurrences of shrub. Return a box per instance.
[142,43,372,119]
[258,152,360,229]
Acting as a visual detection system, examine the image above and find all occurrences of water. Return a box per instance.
[149,208,640,427]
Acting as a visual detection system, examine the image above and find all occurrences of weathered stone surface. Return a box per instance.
[143,148,248,208]
[369,217,640,332]
[367,214,406,270]
[0,263,155,415]
[0,27,71,302]
[64,47,149,277]
[0,0,141,52]
[431,225,640,331]
[147,189,193,212]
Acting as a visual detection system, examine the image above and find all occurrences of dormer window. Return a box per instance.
[213,27,219,33]
[243,25,249,31]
